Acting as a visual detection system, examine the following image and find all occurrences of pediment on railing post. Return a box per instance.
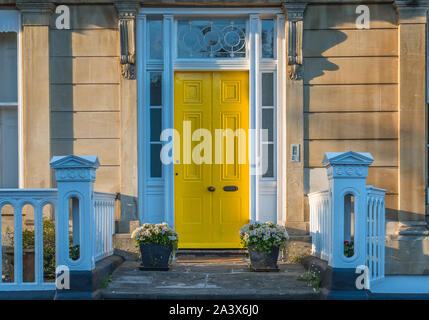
[323,151,374,180]
[50,155,99,182]
[50,155,100,169]
[323,151,374,167]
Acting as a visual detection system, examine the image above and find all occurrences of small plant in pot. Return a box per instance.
[239,221,289,272]
[131,222,178,271]
[344,241,354,258]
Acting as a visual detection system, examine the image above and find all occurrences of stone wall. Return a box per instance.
[303,4,399,223]
[49,5,120,194]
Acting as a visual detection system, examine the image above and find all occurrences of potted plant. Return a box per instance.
[131,222,178,271]
[239,221,289,272]
[344,241,354,257]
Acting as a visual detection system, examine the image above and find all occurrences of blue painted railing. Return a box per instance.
[0,155,116,291]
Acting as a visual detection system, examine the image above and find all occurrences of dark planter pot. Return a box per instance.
[248,245,280,272]
[139,243,172,271]
[4,248,35,282]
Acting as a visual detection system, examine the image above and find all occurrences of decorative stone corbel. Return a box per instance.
[115,3,139,80]
[282,2,307,80]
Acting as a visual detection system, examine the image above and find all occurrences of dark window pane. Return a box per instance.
[0,108,18,187]
[262,20,274,59]
[150,72,162,106]
[0,32,18,103]
[150,109,162,142]
[262,73,274,106]
[150,144,162,178]
[262,144,274,178]
[262,109,274,142]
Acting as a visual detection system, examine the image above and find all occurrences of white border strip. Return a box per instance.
[18,13,23,188]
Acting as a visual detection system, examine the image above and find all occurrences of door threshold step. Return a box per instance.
[176,249,248,257]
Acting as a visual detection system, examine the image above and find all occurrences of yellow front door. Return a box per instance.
[174,71,249,248]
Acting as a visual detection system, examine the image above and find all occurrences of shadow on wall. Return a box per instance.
[302,30,344,83]
[49,19,73,189]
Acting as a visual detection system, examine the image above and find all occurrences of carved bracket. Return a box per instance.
[117,6,137,80]
[282,2,307,80]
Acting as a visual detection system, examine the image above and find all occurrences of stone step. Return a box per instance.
[176,249,247,257]
[100,260,320,300]
[113,233,139,261]
[113,233,312,261]
[115,220,140,234]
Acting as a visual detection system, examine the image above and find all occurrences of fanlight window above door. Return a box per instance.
[177,20,247,58]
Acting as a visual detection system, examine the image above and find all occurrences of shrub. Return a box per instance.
[298,269,322,290]
[5,220,80,280]
[42,220,56,280]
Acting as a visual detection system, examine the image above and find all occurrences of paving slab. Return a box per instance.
[100,256,320,300]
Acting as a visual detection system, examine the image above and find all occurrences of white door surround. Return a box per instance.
[137,8,286,228]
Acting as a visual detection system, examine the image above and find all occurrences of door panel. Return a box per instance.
[174,72,212,247]
[212,72,249,248]
[174,71,249,248]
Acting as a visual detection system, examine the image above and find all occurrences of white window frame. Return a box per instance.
[137,8,286,226]
[0,10,23,189]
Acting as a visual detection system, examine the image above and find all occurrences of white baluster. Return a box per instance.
[369,198,373,280]
[381,199,385,279]
[14,202,23,284]
[35,203,43,284]
[0,203,3,283]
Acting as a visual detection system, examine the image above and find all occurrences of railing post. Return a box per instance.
[50,155,99,299]
[322,151,373,295]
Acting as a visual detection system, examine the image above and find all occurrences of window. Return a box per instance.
[261,72,275,179]
[149,72,163,178]
[261,19,274,59]
[0,31,18,188]
[177,20,247,59]
[149,18,163,60]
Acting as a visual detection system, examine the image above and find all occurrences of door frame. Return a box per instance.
[137,8,287,228]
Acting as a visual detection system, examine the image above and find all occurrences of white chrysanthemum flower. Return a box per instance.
[239,221,289,250]
[131,222,179,245]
